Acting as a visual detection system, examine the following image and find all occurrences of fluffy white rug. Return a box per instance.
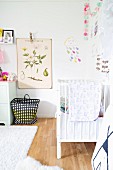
[15,156,63,170]
[0,126,37,170]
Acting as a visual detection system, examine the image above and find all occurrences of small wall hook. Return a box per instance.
[29,32,33,42]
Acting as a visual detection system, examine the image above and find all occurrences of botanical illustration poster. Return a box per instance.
[17,38,52,89]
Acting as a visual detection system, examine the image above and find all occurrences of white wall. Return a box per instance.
[0,0,105,117]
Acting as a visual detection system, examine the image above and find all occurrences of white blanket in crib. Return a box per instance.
[92,105,113,170]
[69,80,101,121]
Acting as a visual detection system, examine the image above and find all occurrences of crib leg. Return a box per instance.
[57,140,61,159]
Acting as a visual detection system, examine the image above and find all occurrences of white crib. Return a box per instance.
[56,79,110,159]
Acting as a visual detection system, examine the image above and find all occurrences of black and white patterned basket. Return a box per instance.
[10,94,40,124]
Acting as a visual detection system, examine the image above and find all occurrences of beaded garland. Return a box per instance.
[84,0,103,40]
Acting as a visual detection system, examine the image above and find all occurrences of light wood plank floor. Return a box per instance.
[28,118,95,170]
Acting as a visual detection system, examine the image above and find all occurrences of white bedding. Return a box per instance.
[69,80,101,121]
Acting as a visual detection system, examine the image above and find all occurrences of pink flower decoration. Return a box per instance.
[85,4,89,9]
[84,20,88,24]
[2,72,9,76]
[84,3,89,11]
[84,32,88,36]
[84,7,87,12]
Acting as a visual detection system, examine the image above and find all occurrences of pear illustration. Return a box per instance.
[43,68,48,76]
[20,71,25,80]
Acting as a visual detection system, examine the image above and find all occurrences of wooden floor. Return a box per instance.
[28,118,95,170]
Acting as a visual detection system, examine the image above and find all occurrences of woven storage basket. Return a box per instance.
[11,94,40,124]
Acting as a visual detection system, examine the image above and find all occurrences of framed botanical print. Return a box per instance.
[16,38,52,89]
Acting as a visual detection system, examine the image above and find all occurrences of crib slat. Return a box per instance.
[89,121,97,140]
[64,82,67,139]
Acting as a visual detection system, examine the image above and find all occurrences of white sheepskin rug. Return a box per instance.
[0,126,38,170]
[15,156,63,170]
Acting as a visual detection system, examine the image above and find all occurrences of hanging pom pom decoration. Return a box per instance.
[64,37,81,63]
[84,0,103,40]
[84,2,90,40]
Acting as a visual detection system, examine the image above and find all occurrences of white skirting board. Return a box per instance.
[37,113,55,118]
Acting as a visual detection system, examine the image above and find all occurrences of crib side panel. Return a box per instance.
[57,79,109,142]
[60,113,103,142]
